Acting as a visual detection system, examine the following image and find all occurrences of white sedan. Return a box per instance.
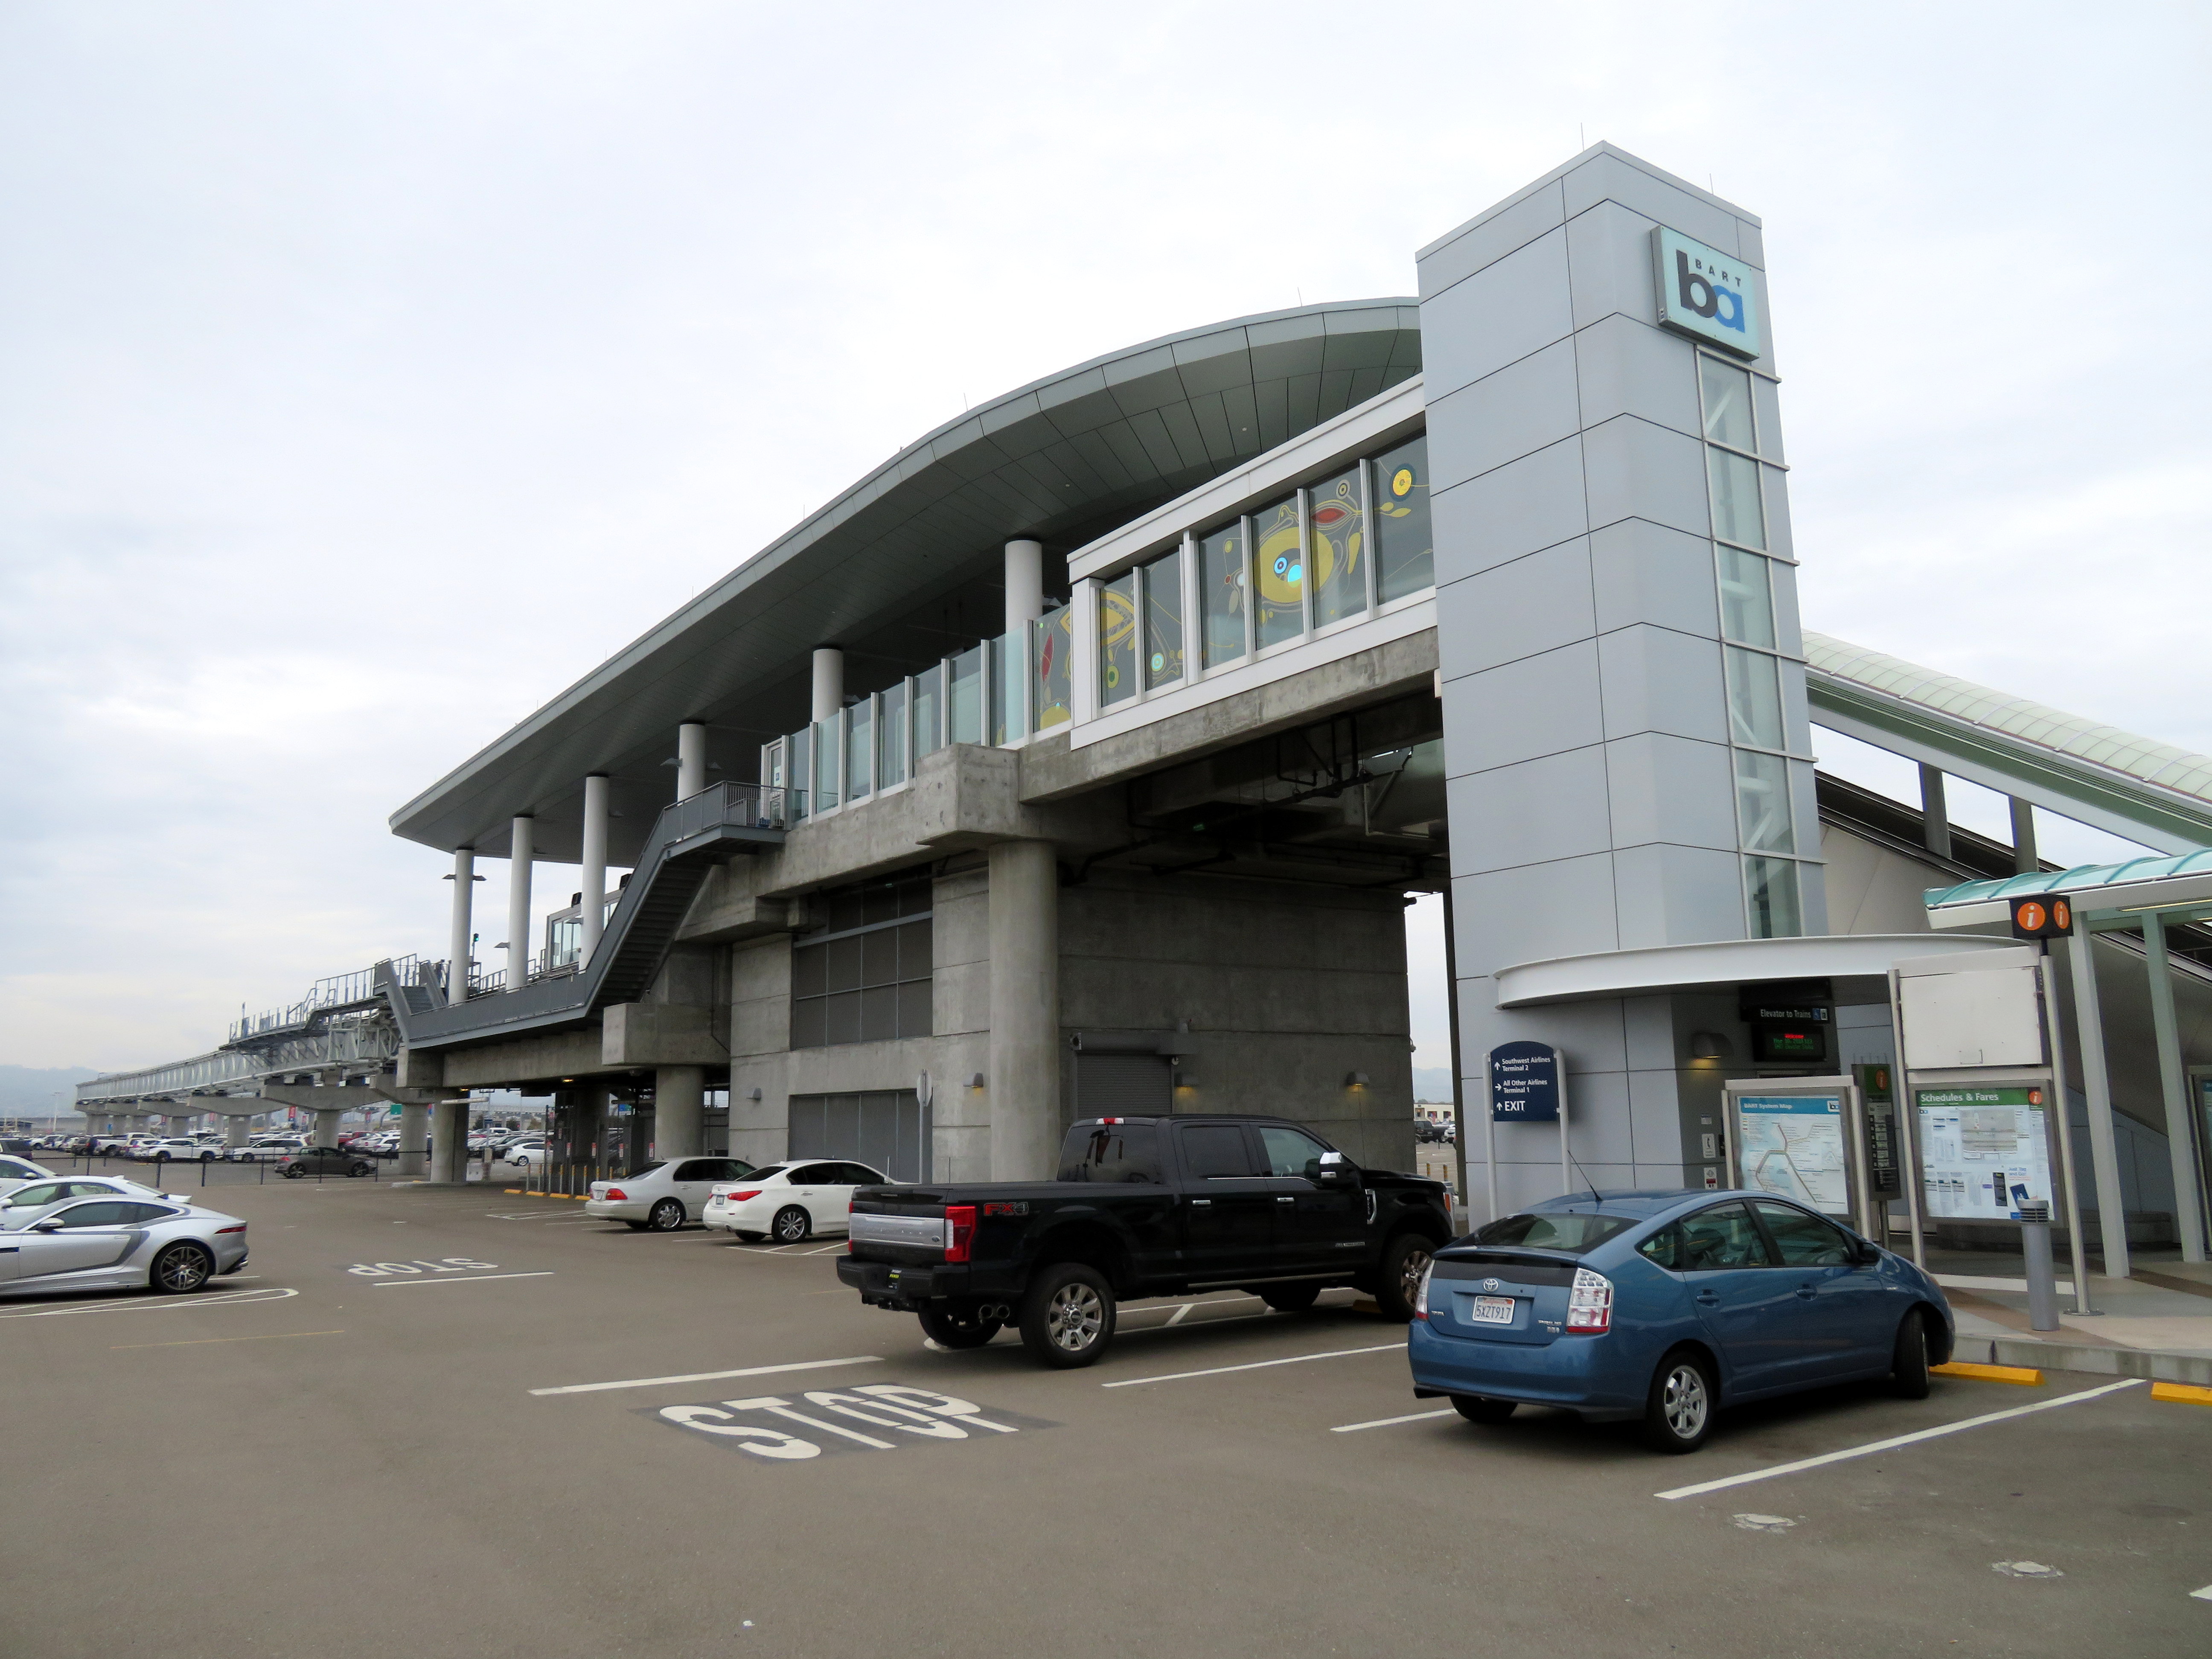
[584,1157,758,1231]
[0,1156,55,1198]
[703,1160,889,1244]
[229,1137,307,1163]
[138,1138,221,1164]
[0,1175,168,1221]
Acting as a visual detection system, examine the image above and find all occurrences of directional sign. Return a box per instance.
[1488,1042,1562,1124]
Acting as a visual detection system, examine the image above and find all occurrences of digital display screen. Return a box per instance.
[1753,1023,1829,1063]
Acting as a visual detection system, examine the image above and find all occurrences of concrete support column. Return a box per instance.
[580,775,610,962]
[2141,914,2209,1263]
[224,1117,250,1148]
[678,723,707,801]
[430,1098,467,1184]
[655,1066,706,1161]
[2064,918,2131,1278]
[811,647,844,725]
[507,814,535,991]
[447,847,476,1002]
[396,1102,429,1178]
[2009,797,2039,875]
[987,839,1060,1180]
[312,1108,343,1147]
[1919,765,1952,859]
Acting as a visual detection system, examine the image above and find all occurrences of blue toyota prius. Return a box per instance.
[1407,1189,1955,1453]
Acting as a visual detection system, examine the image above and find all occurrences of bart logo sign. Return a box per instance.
[1652,227,1761,360]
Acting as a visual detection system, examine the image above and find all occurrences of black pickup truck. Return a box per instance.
[836,1114,1455,1368]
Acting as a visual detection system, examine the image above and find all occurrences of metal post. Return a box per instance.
[1440,880,1469,1231]
[1919,764,1952,859]
[2019,1200,2060,1331]
[2064,913,2131,1279]
[1888,968,1927,1270]
[2140,913,2208,1263]
[507,815,535,994]
[2009,797,2039,875]
[1558,1074,1571,1200]
[447,847,476,1002]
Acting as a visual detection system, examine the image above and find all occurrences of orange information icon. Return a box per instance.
[2052,897,2072,931]
[2011,894,2072,940]
[2017,901,2046,932]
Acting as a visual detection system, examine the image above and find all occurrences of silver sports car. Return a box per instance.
[0,1194,249,1298]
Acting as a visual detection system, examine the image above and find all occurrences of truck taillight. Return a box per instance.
[1565,1267,1613,1334]
[1414,1263,1433,1321]
[943,1204,977,1263]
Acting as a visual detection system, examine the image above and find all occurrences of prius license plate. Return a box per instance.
[1468,1295,1515,1325]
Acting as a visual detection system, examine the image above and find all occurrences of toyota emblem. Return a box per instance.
[1482,1277,1502,1292]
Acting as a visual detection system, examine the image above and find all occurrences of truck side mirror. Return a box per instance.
[1313,1151,1357,1186]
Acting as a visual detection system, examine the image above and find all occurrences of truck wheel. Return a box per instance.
[919,1307,1002,1350]
[1259,1282,1321,1313]
[1372,1233,1438,1322]
[1019,1262,1116,1368]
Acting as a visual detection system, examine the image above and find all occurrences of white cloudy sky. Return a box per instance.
[3,3,2206,1075]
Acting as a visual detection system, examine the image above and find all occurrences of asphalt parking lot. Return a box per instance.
[9,1179,2209,1659]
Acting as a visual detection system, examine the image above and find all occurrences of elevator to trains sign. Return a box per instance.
[1488,1042,1563,1123]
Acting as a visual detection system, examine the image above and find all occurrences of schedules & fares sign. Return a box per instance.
[1916,1086,2052,1221]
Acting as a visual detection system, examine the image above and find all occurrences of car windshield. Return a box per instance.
[1471,1211,1636,1253]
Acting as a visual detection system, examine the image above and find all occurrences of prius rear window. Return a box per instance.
[1472,1212,1634,1253]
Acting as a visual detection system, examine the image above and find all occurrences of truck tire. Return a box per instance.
[1019,1262,1116,1368]
[1372,1232,1438,1322]
[1259,1282,1321,1313]
[919,1307,1002,1350]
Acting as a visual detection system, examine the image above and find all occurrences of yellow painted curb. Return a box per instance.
[2151,1382,2212,1406]
[1932,1361,2043,1385]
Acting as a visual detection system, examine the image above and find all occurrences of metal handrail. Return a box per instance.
[230,954,435,1042]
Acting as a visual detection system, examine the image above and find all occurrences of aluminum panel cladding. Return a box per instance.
[1651,228,1761,361]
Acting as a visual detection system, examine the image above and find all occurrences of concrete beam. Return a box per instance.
[601,1002,727,1068]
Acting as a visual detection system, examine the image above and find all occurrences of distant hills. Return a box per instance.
[0,1065,102,1119]
[1412,1066,1457,1104]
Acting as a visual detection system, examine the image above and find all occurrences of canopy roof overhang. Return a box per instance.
[1805,632,2212,857]
[1927,850,2212,932]
[1493,932,2023,1009]
[388,300,1422,866]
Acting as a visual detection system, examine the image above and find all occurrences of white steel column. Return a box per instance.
[580,775,610,962]
[1919,765,1951,859]
[447,847,475,1001]
[2065,914,2131,1278]
[1006,539,1044,738]
[507,815,535,992]
[2141,914,2209,1262]
[811,647,843,725]
[2009,797,2039,875]
[678,723,707,800]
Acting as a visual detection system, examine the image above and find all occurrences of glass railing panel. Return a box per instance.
[1252,495,1303,650]
[785,729,811,819]
[1309,466,1366,627]
[1143,547,1185,687]
[847,699,873,799]
[1374,434,1432,602]
[814,719,839,810]
[949,646,984,744]
[913,665,944,760]
[1034,608,1071,729]
[879,682,908,787]
[991,633,1013,744]
[1200,520,1248,667]
[1101,570,1137,706]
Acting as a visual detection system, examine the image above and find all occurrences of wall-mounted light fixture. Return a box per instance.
[1345,1071,1371,1087]
[1174,1072,1199,1089]
[966,1073,987,1089]
[745,1088,763,1102]
[1690,1032,1733,1060]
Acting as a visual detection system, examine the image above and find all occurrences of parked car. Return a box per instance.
[840,1115,1453,1368]
[275,1146,376,1179]
[1405,1190,1956,1455]
[505,1139,550,1169]
[138,1138,220,1164]
[705,1161,889,1243]
[1,1175,169,1220]
[584,1157,759,1231]
[0,1195,248,1297]
[0,1155,56,1197]
[230,1136,307,1163]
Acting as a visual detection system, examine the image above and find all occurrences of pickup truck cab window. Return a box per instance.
[1059,1124,1161,1184]
[1178,1124,1263,1179]
[1257,1124,1333,1180]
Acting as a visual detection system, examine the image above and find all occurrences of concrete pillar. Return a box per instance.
[312,1108,343,1147]
[580,774,610,962]
[431,1097,467,1184]
[1004,539,1044,639]
[2140,914,2209,1263]
[811,647,844,725]
[678,723,707,801]
[2064,917,2131,1278]
[987,839,1060,1180]
[655,1065,706,1161]
[396,1101,429,1178]
[448,847,476,1001]
[507,814,534,991]
[1920,765,1952,859]
[224,1117,250,1148]
[2009,797,2039,875]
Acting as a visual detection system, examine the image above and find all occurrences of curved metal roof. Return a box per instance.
[1805,630,2212,855]
[390,300,1422,864]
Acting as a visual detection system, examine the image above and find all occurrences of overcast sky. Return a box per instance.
[3,3,2207,1076]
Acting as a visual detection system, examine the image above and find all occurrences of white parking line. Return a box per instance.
[529,1355,885,1397]
[1331,1408,1455,1434]
[371,1271,554,1287]
[1166,1304,1194,1326]
[1102,1341,1406,1388]
[1655,1378,2145,1501]
[803,1243,847,1256]
[0,1287,300,1319]
[2191,1583,2212,1602]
